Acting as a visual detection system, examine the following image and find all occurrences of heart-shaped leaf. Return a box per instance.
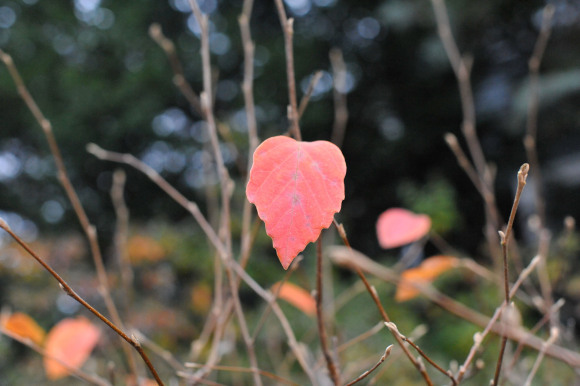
[396,255,458,301]
[44,317,101,380]
[246,136,346,269]
[271,281,316,316]
[376,208,431,249]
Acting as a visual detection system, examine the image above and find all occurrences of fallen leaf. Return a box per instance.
[396,255,458,301]
[44,317,101,380]
[2,312,46,346]
[271,281,316,316]
[376,208,431,249]
[246,136,346,269]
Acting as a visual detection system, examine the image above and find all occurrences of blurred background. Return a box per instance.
[0,0,579,383]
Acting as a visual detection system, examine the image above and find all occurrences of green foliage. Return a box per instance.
[398,177,461,234]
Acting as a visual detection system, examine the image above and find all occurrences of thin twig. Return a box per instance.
[0,324,111,386]
[329,48,348,148]
[109,169,140,379]
[430,0,487,182]
[88,144,227,257]
[0,48,153,383]
[385,322,457,385]
[0,220,164,385]
[333,220,434,385]
[184,363,300,386]
[523,326,559,386]
[535,229,554,321]
[149,23,203,115]
[344,346,393,386]
[336,322,384,354]
[238,0,260,272]
[87,146,317,384]
[316,237,341,385]
[430,0,506,268]
[505,298,565,377]
[326,245,580,368]
[228,258,318,385]
[133,330,186,372]
[298,70,323,119]
[492,163,529,385]
[251,255,302,343]
[273,0,301,140]
[189,2,263,383]
[524,4,555,227]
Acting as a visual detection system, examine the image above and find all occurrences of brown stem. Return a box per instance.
[109,169,139,379]
[333,220,434,385]
[273,0,301,141]
[0,322,111,386]
[0,220,164,385]
[493,164,530,385]
[506,298,565,374]
[251,255,303,343]
[238,0,260,271]
[524,5,554,227]
[524,327,559,386]
[0,48,145,382]
[316,237,341,385]
[344,346,393,386]
[148,23,203,116]
[385,322,456,385]
[330,48,349,148]
[183,363,300,386]
[326,246,580,369]
[298,70,323,119]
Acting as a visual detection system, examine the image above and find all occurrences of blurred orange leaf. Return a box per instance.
[271,281,316,316]
[2,312,46,346]
[190,283,212,314]
[127,235,166,264]
[44,317,101,380]
[376,208,431,249]
[396,255,458,302]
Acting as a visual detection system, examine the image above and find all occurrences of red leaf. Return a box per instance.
[2,312,46,346]
[271,281,316,316]
[44,317,101,380]
[376,208,431,249]
[395,255,458,301]
[246,136,346,269]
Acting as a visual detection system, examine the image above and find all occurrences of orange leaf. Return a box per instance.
[377,208,431,249]
[395,255,458,302]
[271,281,316,316]
[246,136,346,269]
[44,317,101,380]
[127,235,166,264]
[2,312,46,346]
[190,283,212,314]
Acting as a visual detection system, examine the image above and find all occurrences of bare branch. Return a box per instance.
[0,220,164,385]
[344,346,393,386]
[273,0,301,140]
